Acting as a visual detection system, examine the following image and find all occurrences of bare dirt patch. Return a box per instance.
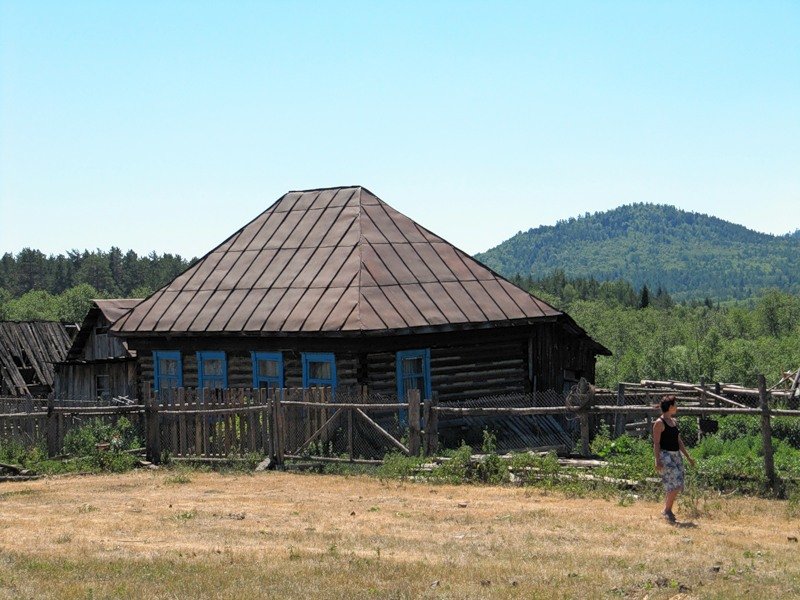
[1,471,799,599]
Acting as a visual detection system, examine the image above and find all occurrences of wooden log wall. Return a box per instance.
[54,361,137,401]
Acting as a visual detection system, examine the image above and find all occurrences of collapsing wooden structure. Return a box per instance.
[0,321,72,397]
[54,300,141,401]
[111,186,609,451]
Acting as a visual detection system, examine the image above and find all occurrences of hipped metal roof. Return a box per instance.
[112,186,564,336]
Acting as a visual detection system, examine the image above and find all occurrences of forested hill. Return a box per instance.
[475,204,800,301]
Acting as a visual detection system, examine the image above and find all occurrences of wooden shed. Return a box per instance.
[0,321,72,397]
[111,186,609,413]
[54,300,141,401]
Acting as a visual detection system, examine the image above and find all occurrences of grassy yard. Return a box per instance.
[1,470,799,599]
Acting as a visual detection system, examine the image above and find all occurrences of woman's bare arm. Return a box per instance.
[653,419,664,471]
[678,434,696,466]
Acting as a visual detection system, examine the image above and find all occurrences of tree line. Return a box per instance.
[0,248,192,322]
[521,271,800,389]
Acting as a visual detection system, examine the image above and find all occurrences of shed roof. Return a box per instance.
[112,186,563,336]
[0,321,71,397]
[65,299,141,361]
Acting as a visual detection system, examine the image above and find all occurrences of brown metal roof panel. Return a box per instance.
[228,211,271,252]
[201,250,244,290]
[187,290,234,332]
[370,243,420,285]
[269,192,302,213]
[279,287,325,332]
[291,245,337,288]
[165,264,201,292]
[387,243,437,284]
[263,210,305,249]
[302,287,352,331]
[213,229,244,253]
[252,248,296,289]
[119,290,166,331]
[358,208,391,244]
[260,287,307,331]
[286,190,322,212]
[182,251,227,291]
[357,188,381,206]
[326,291,360,332]
[332,187,360,207]
[271,247,315,288]
[431,243,478,282]
[170,290,213,331]
[361,287,409,330]
[363,204,409,244]
[399,284,447,326]
[318,206,359,247]
[301,204,350,249]
[206,289,250,331]
[440,281,489,322]
[216,249,260,289]
[460,280,510,321]
[243,288,287,330]
[479,279,527,320]
[223,288,270,331]
[358,293,389,331]
[420,282,468,323]
[137,291,181,331]
[279,207,324,249]
[152,290,199,330]
[497,278,560,317]
[453,248,496,281]
[380,284,426,325]
[233,248,278,289]
[405,242,457,283]
[327,247,361,288]
[376,203,431,244]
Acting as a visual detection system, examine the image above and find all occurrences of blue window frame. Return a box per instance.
[153,351,182,403]
[396,349,432,402]
[197,351,228,390]
[301,352,336,392]
[252,351,284,393]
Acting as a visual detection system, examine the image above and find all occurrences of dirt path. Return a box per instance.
[1,470,799,599]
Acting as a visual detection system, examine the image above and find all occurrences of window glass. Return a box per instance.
[252,352,284,392]
[197,352,227,390]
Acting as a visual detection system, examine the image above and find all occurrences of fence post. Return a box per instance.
[614,383,625,438]
[579,410,590,457]
[758,374,777,495]
[408,389,421,456]
[273,388,285,468]
[422,398,431,455]
[699,377,707,443]
[46,395,58,457]
[145,383,161,464]
[428,392,439,456]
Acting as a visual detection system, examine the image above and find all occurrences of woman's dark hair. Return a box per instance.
[660,395,676,413]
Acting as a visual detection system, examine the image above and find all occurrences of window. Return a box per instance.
[153,351,182,402]
[396,349,431,401]
[95,374,110,400]
[302,353,336,392]
[197,351,227,390]
[252,352,283,393]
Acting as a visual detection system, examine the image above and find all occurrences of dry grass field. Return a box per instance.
[1,470,799,599]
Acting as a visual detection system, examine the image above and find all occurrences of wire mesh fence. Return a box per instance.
[436,390,576,454]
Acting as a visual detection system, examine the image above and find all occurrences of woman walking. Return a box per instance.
[653,395,695,523]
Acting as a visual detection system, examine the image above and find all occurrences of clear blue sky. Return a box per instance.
[1,1,798,258]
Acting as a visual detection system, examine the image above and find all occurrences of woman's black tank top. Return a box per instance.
[659,417,680,451]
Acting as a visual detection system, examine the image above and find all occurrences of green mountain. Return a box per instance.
[475,204,800,301]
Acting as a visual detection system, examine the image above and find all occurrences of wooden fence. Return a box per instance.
[1,374,798,492]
